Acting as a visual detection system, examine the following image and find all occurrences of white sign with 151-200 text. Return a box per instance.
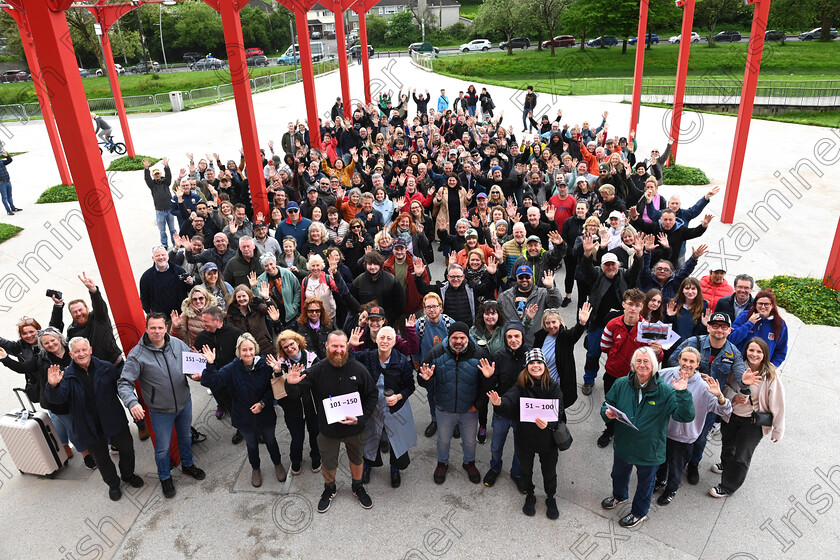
[520,398,559,423]
[323,392,363,424]
[182,352,207,376]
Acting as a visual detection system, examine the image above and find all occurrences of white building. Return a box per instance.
[306,0,461,37]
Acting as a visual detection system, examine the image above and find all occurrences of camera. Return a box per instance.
[178,273,190,281]
[45,289,63,300]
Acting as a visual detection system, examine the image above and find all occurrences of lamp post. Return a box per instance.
[158,0,176,70]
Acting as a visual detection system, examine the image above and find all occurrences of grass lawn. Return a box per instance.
[637,102,840,128]
[36,184,77,204]
[758,276,840,327]
[459,0,481,20]
[0,222,23,244]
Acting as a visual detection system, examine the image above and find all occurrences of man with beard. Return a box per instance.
[185,232,237,271]
[252,220,282,260]
[497,265,561,346]
[285,331,379,513]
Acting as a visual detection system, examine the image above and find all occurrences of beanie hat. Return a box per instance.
[448,321,470,337]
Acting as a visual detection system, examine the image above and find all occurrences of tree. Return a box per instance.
[474,0,530,55]
[563,0,601,50]
[646,0,681,49]
[816,0,840,41]
[365,15,389,46]
[240,6,271,50]
[532,0,570,55]
[267,8,293,52]
[65,11,106,70]
[171,1,224,53]
[695,0,748,45]
[386,10,419,45]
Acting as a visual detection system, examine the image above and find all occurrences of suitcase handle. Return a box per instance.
[12,388,37,414]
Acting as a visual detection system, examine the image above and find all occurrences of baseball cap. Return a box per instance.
[368,306,386,319]
[526,235,541,244]
[448,149,458,155]
[708,312,732,327]
[465,229,479,239]
[515,265,533,277]
[307,186,318,193]
[152,168,162,175]
[599,163,610,172]
[286,201,299,210]
[608,210,623,220]
[200,262,218,274]
[254,220,267,228]
[392,238,407,248]
[476,192,488,199]
[601,253,619,265]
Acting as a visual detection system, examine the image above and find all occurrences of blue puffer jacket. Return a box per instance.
[420,338,487,414]
[200,357,276,431]
[729,310,788,367]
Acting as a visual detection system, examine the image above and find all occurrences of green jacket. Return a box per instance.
[600,371,694,466]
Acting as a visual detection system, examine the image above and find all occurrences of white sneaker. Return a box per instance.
[709,422,721,434]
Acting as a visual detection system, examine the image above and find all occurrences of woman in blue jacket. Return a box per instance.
[729,289,788,368]
[195,334,286,488]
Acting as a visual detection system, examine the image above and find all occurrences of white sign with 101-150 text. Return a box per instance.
[323,392,363,424]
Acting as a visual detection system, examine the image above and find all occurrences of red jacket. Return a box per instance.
[383,251,429,314]
[699,275,734,310]
[600,315,664,378]
[400,190,433,213]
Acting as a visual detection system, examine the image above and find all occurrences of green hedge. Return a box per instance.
[107,156,161,171]
[36,184,77,204]
[757,275,840,327]
[663,164,709,185]
[0,223,23,244]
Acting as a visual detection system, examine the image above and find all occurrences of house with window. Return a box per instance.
[306,0,461,37]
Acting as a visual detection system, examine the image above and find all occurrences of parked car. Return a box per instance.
[246,55,269,67]
[129,61,161,74]
[499,37,530,50]
[79,68,90,78]
[348,44,374,58]
[628,33,660,45]
[95,63,124,77]
[244,47,265,57]
[0,70,29,83]
[765,29,786,41]
[276,45,302,65]
[311,31,321,39]
[587,35,618,47]
[541,35,576,48]
[192,57,225,70]
[459,39,492,53]
[799,27,837,40]
[668,32,701,44]
[183,52,204,63]
[714,30,742,42]
[408,42,440,54]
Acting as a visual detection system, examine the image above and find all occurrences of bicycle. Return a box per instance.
[99,136,127,155]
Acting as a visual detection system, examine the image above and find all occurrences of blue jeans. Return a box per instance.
[0,181,14,212]
[426,383,436,421]
[522,107,531,131]
[240,423,282,470]
[435,409,478,464]
[583,328,604,384]
[148,400,194,480]
[49,411,86,453]
[467,105,476,117]
[155,210,177,247]
[690,411,718,464]
[489,412,520,477]
[611,451,658,518]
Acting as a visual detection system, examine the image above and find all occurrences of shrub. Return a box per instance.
[36,184,77,204]
[0,222,23,244]
[663,164,709,185]
[107,155,161,171]
[757,275,840,327]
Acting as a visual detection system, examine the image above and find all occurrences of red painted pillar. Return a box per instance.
[721,0,771,224]
[668,0,695,164]
[331,2,352,120]
[3,8,71,185]
[357,9,371,104]
[99,27,136,157]
[825,216,840,290]
[23,0,177,464]
[294,9,322,150]
[629,0,649,139]
[218,0,269,218]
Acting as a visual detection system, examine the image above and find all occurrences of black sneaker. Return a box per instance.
[311,459,322,473]
[232,430,244,445]
[710,462,723,474]
[483,469,500,487]
[379,439,390,454]
[654,478,666,491]
[424,421,438,438]
[619,513,647,528]
[352,483,373,509]
[453,425,460,439]
[109,486,122,501]
[161,477,176,498]
[601,495,627,510]
[123,474,145,488]
[433,462,448,484]
[708,485,731,498]
[318,483,336,513]
[510,473,527,494]
[462,461,480,483]
[560,297,572,308]
[686,462,700,485]
[582,383,594,396]
[477,426,487,444]
[522,494,536,516]
[390,469,401,488]
[182,464,206,480]
[657,490,677,506]
[83,454,97,470]
[597,429,613,448]
[546,497,559,520]
[291,462,302,475]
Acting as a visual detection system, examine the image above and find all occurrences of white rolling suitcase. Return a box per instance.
[0,388,67,477]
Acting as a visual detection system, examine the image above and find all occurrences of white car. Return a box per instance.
[668,32,701,44]
[460,39,492,53]
[95,63,124,77]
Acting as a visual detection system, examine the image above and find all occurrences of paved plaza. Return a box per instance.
[0,58,837,559]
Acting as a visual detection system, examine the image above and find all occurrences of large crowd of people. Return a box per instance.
[0,84,786,526]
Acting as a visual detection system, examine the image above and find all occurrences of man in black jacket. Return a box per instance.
[44,338,144,501]
[350,252,404,326]
[139,247,190,315]
[714,274,754,322]
[144,157,175,248]
[285,331,378,513]
[185,233,237,271]
[629,207,712,266]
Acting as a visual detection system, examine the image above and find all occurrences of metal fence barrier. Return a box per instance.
[622,80,840,107]
[410,51,434,72]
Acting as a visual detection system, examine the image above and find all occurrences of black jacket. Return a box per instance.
[201,357,277,431]
[350,271,405,326]
[193,323,244,368]
[580,252,643,330]
[494,379,564,452]
[50,288,122,364]
[354,349,415,414]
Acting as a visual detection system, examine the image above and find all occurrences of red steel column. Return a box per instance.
[628,0,649,139]
[218,0,269,217]
[99,26,136,157]
[721,0,771,224]
[23,0,177,463]
[3,8,71,185]
[357,9,371,104]
[825,216,840,290]
[668,0,695,164]
[331,2,352,119]
[294,9,322,150]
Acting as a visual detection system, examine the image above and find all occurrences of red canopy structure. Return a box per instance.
[352,0,378,104]
[667,0,695,164]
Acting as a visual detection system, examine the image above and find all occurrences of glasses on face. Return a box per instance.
[424,304,440,310]
[351,225,362,230]
[448,275,464,280]
[287,208,299,213]
[517,275,532,280]
[756,302,772,308]
[708,324,729,330]
[281,342,297,351]
[191,296,206,302]
[307,309,321,314]
[654,267,671,272]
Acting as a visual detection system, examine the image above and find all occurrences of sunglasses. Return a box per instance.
[17,317,38,327]
[351,225,362,229]
[287,209,299,213]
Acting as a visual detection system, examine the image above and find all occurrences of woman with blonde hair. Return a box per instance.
[534,303,591,409]
[301,221,331,261]
[196,334,286,487]
[171,285,218,346]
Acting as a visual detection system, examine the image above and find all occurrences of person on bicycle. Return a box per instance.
[91,113,113,144]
